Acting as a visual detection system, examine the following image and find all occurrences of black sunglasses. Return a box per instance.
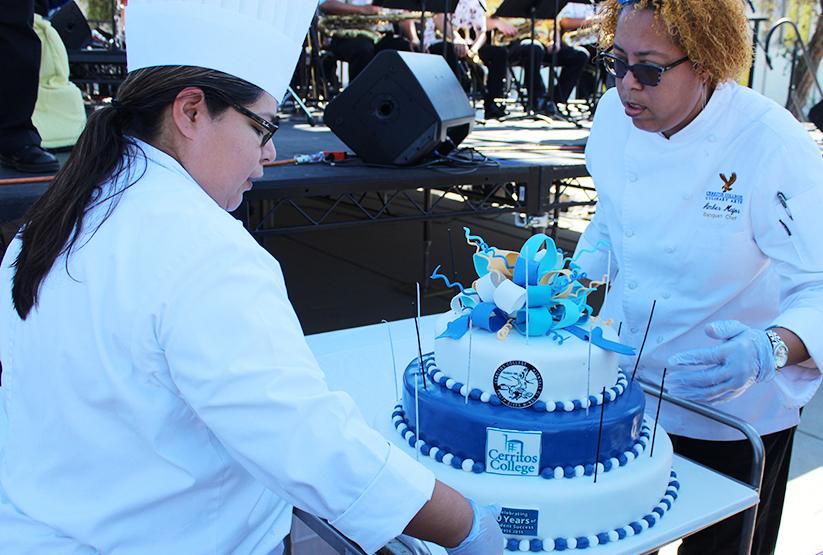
[599,52,690,87]
[230,102,279,147]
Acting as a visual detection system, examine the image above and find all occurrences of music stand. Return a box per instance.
[495,0,570,119]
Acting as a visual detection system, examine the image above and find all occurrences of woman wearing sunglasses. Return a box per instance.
[0,1,504,553]
[574,1,823,554]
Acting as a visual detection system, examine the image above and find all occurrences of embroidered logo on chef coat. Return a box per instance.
[493,360,543,408]
[702,172,743,222]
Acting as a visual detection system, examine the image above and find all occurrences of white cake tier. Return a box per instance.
[380,413,676,549]
[434,312,621,406]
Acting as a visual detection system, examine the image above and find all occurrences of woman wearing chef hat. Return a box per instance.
[574,1,823,554]
[0,1,503,553]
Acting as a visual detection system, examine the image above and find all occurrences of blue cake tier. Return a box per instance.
[401,355,646,470]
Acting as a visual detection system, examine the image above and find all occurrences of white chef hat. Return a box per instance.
[125,0,317,102]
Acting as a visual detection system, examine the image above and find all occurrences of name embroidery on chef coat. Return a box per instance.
[702,172,743,222]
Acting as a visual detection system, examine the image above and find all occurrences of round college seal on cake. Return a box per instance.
[493,361,543,408]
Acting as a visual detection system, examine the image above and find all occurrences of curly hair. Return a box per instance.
[596,0,752,87]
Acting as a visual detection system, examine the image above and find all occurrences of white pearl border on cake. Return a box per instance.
[502,470,680,552]
[391,404,654,480]
[417,353,630,413]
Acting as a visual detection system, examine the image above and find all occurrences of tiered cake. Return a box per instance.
[388,231,678,552]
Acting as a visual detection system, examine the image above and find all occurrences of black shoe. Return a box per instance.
[484,102,508,120]
[0,144,60,174]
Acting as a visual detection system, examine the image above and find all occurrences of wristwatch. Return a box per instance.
[766,329,789,370]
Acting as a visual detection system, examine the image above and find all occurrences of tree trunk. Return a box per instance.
[790,1,823,118]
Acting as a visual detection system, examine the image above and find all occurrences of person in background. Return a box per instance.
[0,1,504,553]
[0,0,59,173]
[485,0,589,110]
[319,0,415,87]
[557,0,601,102]
[575,1,823,554]
[423,0,510,120]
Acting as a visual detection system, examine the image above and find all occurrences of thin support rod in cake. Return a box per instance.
[414,282,427,390]
[447,225,458,283]
[601,250,612,317]
[630,299,657,383]
[465,318,473,404]
[594,386,607,483]
[650,367,667,458]
[382,320,400,401]
[586,319,593,416]
[525,247,530,344]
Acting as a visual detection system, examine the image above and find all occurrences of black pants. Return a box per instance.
[0,0,42,153]
[427,42,508,106]
[669,427,796,555]
[326,33,412,84]
[508,41,589,104]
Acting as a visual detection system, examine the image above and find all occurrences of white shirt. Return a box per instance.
[0,140,434,554]
[558,3,595,20]
[575,83,823,440]
[423,0,486,48]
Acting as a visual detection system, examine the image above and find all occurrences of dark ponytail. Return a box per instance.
[12,66,263,319]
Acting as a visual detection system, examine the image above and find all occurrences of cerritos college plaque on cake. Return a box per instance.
[486,428,542,477]
[493,360,543,408]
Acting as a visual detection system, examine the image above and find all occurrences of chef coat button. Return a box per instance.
[631,327,639,334]
[708,134,717,143]
[656,336,664,344]
[625,229,635,238]
[682,193,691,200]
[627,172,638,183]
[628,281,638,290]
[662,292,671,299]
[665,246,675,254]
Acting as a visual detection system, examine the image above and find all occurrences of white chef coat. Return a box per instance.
[575,83,823,440]
[0,139,434,554]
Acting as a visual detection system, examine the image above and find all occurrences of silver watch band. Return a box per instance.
[766,329,789,370]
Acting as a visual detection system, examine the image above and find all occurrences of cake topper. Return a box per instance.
[430,228,636,356]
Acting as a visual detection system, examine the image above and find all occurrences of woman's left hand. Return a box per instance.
[666,320,776,403]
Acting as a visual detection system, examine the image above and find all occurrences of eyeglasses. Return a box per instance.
[599,52,690,87]
[230,102,279,147]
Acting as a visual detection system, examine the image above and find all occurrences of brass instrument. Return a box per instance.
[491,18,556,48]
[562,24,599,47]
[317,11,424,33]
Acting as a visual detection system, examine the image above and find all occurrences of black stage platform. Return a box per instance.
[2,118,817,333]
[0,115,594,332]
[0,114,593,236]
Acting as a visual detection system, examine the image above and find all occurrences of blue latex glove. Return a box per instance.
[446,500,504,555]
[666,320,776,403]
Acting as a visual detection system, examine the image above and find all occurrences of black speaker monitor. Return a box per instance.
[323,51,475,166]
[50,0,92,51]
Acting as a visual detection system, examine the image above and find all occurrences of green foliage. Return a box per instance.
[85,0,112,21]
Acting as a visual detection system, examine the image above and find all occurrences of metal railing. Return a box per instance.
[763,18,823,116]
[638,379,765,555]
